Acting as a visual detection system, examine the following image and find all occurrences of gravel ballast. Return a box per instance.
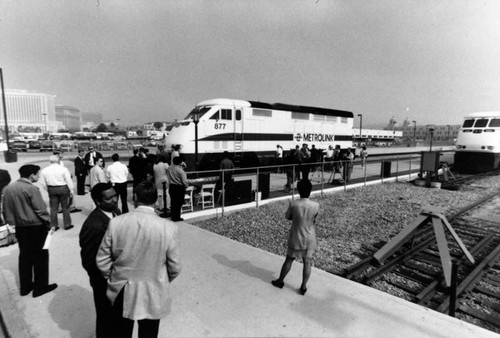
[193,176,500,275]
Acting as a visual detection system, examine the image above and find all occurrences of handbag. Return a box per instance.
[0,224,17,247]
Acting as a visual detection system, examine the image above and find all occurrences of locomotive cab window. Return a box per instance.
[236,110,241,121]
[209,109,232,120]
[462,119,474,128]
[489,118,500,127]
[473,118,488,128]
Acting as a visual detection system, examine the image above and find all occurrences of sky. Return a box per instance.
[2,0,500,127]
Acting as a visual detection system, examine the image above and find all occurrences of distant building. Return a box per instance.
[353,128,403,146]
[0,89,59,133]
[55,105,81,131]
[81,111,103,125]
[401,124,460,142]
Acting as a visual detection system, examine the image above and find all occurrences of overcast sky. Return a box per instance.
[2,0,500,127]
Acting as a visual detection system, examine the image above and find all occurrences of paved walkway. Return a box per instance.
[1,150,498,337]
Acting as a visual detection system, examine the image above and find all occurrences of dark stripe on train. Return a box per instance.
[199,133,353,142]
[247,101,353,118]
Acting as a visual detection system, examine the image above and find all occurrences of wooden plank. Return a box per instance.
[474,286,500,300]
[458,305,500,328]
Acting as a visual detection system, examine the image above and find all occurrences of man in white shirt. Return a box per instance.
[90,158,107,189]
[106,153,130,213]
[38,155,74,230]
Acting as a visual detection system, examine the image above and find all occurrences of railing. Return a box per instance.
[183,152,443,217]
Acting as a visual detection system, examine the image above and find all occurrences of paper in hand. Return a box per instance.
[42,228,55,250]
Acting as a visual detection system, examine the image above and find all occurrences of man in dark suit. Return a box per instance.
[74,149,87,195]
[79,182,120,338]
[0,169,11,225]
[84,146,104,173]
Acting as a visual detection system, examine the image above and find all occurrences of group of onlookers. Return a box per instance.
[278,143,368,191]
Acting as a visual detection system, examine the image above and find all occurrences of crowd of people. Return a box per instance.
[0,142,367,337]
[278,143,367,192]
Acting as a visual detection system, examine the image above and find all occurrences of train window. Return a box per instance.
[292,112,309,120]
[236,110,241,121]
[463,129,472,133]
[473,130,482,134]
[489,118,500,127]
[484,129,495,132]
[313,114,325,121]
[462,119,474,128]
[326,116,337,122]
[209,111,219,120]
[220,109,232,120]
[253,109,272,117]
[341,117,348,123]
[473,119,488,128]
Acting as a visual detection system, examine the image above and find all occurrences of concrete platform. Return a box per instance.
[0,153,498,337]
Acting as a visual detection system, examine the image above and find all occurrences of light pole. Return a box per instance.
[42,113,48,133]
[427,125,435,151]
[193,113,199,171]
[357,113,363,146]
[412,120,416,142]
[1,68,10,147]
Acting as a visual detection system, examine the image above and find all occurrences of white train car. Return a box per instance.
[165,98,354,171]
[454,111,500,173]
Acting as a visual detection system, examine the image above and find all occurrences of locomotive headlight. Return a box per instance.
[487,146,495,150]
[456,145,463,149]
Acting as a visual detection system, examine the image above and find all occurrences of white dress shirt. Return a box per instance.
[106,161,129,184]
[39,163,74,193]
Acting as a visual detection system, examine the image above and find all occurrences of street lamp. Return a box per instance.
[42,113,48,133]
[193,113,200,171]
[412,120,416,142]
[1,68,9,147]
[426,125,435,151]
[357,114,363,146]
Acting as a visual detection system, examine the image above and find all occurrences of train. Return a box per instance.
[164,98,354,171]
[454,111,500,173]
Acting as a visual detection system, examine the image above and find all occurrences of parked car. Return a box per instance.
[58,141,74,153]
[114,142,128,150]
[10,140,28,152]
[39,140,55,152]
[28,140,41,150]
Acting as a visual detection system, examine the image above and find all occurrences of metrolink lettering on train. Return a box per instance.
[302,133,334,142]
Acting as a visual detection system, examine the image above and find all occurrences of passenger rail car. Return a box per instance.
[165,98,354,171]
[454,112,500,173]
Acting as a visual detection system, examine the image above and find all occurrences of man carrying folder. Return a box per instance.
[2,164,58,297]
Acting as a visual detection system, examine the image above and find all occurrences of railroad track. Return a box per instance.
[342,184,500,333]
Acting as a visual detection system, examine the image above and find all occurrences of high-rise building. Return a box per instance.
[55,105,81,131]
[0,89,59,133]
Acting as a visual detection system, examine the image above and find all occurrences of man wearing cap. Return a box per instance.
[38,155,75,230]
[84,146,104,173]
[75,149,87,195]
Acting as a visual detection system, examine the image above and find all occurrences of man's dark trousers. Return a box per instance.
[169,184,185,220]
[112,288,160,338]
[76,173,86,195]
[89,274,114,338]
[112,182,129,213]
[16,225,49,294]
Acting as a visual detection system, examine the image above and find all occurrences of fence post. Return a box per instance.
[364,159,367,186]
[396,157,399,182]
[256,167,259,208]
[409,155,412,181]
[320,161,324,196]
[221,168,225,217]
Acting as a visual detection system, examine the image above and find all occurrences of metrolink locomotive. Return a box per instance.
[454,111,500,173]
[165,98,354,171]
